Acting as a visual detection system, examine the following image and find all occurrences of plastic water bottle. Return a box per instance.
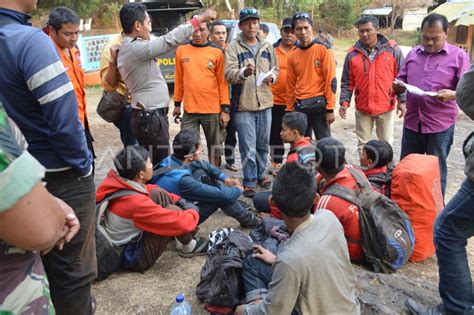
[170,293,192,315]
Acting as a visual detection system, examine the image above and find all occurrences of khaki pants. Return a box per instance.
[355,109,395,154]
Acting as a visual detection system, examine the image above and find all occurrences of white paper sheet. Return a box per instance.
[402,82,438,97]
[256,67,275,87]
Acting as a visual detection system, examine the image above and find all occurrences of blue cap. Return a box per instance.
[176,294,184,303]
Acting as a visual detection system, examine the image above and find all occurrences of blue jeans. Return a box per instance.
[233,109,272,187]
[242,255,299,314]
[253,191,271,213]
[242,254,273,302]
[191,169,254,225]
[435,179,474,314]
[400,125,455,197]
[114,105,138,146]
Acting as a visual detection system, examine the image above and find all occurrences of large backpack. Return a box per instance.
[95,190,138,280]
[324,168,415,273]
[196,229,252,312]
[391,154,443,262]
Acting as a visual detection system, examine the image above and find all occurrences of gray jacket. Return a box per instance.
[118,23,194,110]
[455,64,474,181]
[225,33,279,112]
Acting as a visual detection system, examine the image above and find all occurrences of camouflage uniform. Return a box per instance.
[0,104,54,314]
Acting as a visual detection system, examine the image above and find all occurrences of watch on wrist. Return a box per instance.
[221,105,230,114]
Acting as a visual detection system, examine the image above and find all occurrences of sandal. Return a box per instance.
[225,163,240,172]
[269,162,281,176]
[178,237,208,258]
[243,186,257,198]
[258,176,272,189]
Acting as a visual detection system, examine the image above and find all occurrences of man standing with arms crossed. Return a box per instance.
[225,7,279,197]
[0,0,96,313]
[172,21,230,167]
[118,3,216,165]
[340,15,405,158]
[286,12,337,140]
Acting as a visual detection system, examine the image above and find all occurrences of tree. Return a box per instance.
[319,0,358,35]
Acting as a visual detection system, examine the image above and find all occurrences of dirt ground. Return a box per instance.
[87,41,473,314]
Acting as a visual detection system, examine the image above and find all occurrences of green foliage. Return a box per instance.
[38,0,103,18]
[319,0,357,30]
[101,2,122,30]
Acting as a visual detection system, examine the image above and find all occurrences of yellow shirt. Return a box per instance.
[99,34,128,97]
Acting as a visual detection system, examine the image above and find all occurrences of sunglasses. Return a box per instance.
[294,12,311,20]
[240,8,258,16]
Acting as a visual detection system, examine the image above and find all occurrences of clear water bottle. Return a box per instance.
[170,293,192,315]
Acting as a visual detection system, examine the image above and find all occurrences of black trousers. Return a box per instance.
[269,105,286,164]
[42,169,96,315]
[300,109,331,140]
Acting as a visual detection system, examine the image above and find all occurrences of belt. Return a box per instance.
[134,107,169,116]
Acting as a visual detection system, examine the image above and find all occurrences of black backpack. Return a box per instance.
[196,230,252,309]
[95,190,138,280]
[324,168,415,273]
[366,167,393,198]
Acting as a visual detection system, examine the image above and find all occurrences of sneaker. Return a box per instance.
[258,176,272,189]
[225,163,240,172]
[178,238,208,258]
[240,214,263,229]
[243,186,257,198]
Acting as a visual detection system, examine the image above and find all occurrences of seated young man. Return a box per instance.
[361,139,393,196]
[253,111,315,219]
[151,130,261,229]
[236,163,359,315]
[96,146,207,273]
[315,137,364,262]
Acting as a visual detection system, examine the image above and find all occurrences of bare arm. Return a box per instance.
[0,183,66,251]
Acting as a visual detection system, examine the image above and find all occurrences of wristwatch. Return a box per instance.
[221,105,230,114]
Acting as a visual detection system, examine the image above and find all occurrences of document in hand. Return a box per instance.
[402,82,438,97]
[256,67,275,87]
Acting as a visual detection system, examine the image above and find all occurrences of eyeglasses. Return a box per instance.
[240,7,258,16]
[294,12,311,20]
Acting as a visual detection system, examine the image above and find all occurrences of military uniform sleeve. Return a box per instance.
[0,106,45,212]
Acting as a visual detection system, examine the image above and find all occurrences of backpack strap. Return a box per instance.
[347,167,372,193]
[323,183,362,209]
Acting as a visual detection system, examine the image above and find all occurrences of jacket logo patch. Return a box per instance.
[181,57,190,63]
[314,59,321,67]
[207,61,215,69]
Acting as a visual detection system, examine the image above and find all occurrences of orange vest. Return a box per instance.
[51,37,87,127]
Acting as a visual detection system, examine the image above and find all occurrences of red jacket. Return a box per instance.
[316,166,364,262]
[96,170,199,237]
[340,34,405,116]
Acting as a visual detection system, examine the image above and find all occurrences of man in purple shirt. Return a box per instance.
[393,13,470,197]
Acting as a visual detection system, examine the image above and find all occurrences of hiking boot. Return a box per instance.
[240,213,263,229]
[178,238,208,258]
[243,186,257,198]
[405,299,445,315]
[258,176,272,189]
